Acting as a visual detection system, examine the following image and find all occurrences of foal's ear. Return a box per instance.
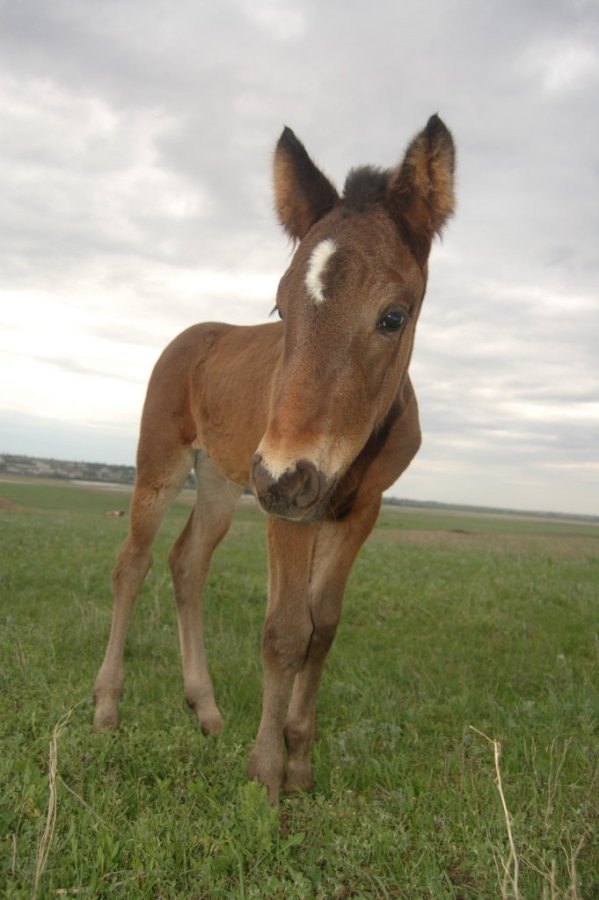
[387,115,456,266]
[274,127,339,241]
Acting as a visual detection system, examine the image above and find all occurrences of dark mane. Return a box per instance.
[342,166,388,212]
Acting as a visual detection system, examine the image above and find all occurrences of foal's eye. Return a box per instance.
[377,309,407,333]
[270,305,284,320]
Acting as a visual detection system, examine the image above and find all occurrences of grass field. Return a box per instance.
[1,477,597,898]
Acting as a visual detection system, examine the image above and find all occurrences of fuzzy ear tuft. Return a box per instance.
[386,115,456,265]
[273,127,339,241]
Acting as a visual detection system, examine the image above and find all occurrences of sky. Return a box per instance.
[1,0,598,516]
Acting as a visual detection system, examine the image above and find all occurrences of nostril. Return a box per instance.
[250,452,263,479]
[250,454,273,500]
[295,460,321,509]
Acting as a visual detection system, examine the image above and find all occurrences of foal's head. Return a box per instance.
[251,115,455,521]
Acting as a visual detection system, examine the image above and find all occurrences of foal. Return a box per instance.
[93,115,455,802]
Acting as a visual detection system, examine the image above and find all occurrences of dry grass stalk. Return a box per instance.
[32,708,75,898]
[562,826,591,900]
[11,833,17,879]
[474,734,595,900]
[470,726,520,900]
[545,737,572,826]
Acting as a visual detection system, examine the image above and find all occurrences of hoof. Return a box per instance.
[283,765,315,795]
[92,710,119,732]
[93,682,121,732]
[185,694,224,736]
[198,710,224,736]
[247,751,283,805]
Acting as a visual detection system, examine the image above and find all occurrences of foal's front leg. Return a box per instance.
[284,497,382,793]
[247,517,316,803]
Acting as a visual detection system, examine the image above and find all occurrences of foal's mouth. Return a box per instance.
[261,498,327,525]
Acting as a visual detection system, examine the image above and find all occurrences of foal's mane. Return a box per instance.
[342,166,388,213]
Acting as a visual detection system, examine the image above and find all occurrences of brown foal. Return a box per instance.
[93,115,456,802]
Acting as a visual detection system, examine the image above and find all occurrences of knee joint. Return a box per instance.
[262,613,312,672]
[310,619,337,655]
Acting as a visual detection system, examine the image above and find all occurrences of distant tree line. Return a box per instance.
[0,454,200,488]
[0,453,137,484]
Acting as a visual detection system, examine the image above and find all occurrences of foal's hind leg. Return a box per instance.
[168,453,241,735]
[283,496,382,793]
[93,447,193,731]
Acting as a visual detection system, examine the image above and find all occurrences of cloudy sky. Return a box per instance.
[1,0,598,516]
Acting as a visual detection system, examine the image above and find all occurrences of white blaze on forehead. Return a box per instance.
[305,238,337,305]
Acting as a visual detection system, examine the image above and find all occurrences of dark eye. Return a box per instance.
[270,304,284,320]
[377,309,407,333]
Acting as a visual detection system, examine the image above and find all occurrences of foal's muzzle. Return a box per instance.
[250,454,327,521]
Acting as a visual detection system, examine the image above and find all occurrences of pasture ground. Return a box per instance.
[0,477,597,898]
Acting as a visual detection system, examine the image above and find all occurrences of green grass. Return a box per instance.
[1,479,598,898]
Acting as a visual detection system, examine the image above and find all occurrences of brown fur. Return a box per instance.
[93,116,456,803]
